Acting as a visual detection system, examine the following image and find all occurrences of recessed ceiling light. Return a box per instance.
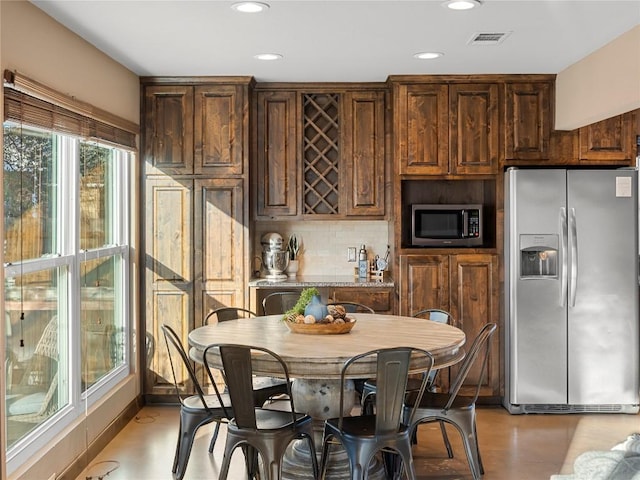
[231,2,270,13]
[442,0,482,10]
[413,52,444,60]
[254,53,283,61]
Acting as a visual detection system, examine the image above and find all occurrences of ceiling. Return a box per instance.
[31,0,640,83]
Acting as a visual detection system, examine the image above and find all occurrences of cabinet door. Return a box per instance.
[579,111,636,164]
[395,84,449,175]
[194,85,246,175]
[143,85,194,175]
[399,255,449,316]
[342,91,385,216]
[145,178,193,395]
[505,82,552,161]
[194,178,247,325]
[256,91,298,217]
[450,84,499,175]
[449,254,499,398]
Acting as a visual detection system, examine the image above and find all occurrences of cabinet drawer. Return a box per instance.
[329,287,393,313]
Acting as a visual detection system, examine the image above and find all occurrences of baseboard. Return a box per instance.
[58,396,143,480]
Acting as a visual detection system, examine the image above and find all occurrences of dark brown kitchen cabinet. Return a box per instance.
[254,86,386,219]
[341,90,386,216]
[394,81,499,175]
[141,77,252,399]
[449,83,499,175]
[399,253,499,399]
[504,81,553,162]
[255,90,298,217]
[144,82,248,176]
[144,177,194,396]
[194,85,247,175]
[579,111,636,164]
[327,286,394,314]
[144,85,194,175]
[394,83,449,175]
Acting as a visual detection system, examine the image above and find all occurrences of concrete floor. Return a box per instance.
[75,405,639,480]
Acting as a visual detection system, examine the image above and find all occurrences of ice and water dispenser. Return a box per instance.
[519,234,558,278]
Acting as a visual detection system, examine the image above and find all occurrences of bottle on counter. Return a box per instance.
[358,244,368,279]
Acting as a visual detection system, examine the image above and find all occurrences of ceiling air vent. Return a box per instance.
[468,31,511,46]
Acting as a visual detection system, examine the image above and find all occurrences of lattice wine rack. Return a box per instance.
[303,93,340,215]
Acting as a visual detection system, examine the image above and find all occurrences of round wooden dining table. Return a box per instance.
[188,313,466,479]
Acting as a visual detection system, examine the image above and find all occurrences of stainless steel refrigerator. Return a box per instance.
[504,167,639,414]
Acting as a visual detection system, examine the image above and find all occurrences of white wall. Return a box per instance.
[1,0,139,125]
[556,25,640,131]
[254,221,391,277]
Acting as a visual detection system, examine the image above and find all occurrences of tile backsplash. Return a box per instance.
[254,220,391,277]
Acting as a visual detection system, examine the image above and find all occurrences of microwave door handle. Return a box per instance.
[462,210,469,237]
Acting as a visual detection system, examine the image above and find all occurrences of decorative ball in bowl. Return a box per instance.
[281,289,357,334]
[284,318,356,335]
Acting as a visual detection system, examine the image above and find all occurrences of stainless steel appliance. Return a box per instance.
[410,203,483,247]
[504,168,639,414]
[261,232,289,281]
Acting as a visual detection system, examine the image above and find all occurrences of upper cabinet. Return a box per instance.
[393,80,499,176]
[144,85,194,175]
[579,111,637,164]
[144,81,250,176]
[254,86,387,220]
[504,81,553,162]
[255,90,298,217]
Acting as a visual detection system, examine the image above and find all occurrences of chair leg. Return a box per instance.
[174,410,213,480]
[208,422,221,453]
[452,415,482,480]
[439,420,454,458]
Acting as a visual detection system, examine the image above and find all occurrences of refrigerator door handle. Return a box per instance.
[560,207,568,307]
[569,207,578,307]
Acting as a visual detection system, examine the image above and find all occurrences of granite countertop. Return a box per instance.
[248,274,394,288]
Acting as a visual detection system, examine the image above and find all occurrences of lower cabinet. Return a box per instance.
[249,285,394,316]
[399,253,500,400]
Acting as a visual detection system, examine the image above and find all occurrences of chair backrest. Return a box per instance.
[445,322,497,409]
[339,347,433,434]
[205,307,256,324]
[327,301,375,314]
[161,324,228,416]
[206,343,297,430]
[412,309,452,386]
[261,292,300,315]
[413,308,452,324]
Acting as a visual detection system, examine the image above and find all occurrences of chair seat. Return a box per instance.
[405,392,476,411]
[325,414,411,438]
[182,393,232,411]
[249,408,311,431]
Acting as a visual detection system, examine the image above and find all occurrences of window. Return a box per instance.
[3,87,134,472]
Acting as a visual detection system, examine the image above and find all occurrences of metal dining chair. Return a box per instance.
[403,322,497,480]
[204,306,257,323]
[319,346,434,480]
[160,324,233,480]
[204,306,290,423]
[326,301,375,314]
[261,291,301,316]
[361,308,455,456]
[207,343,318,480]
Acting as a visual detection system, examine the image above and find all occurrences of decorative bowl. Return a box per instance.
[284,320,356,335]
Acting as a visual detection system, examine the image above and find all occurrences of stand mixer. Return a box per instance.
[261,232,289,281]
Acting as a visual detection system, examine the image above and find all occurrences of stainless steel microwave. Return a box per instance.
[411,204,483,247]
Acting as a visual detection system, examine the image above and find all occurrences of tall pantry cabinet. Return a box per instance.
[141,78,253,398]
